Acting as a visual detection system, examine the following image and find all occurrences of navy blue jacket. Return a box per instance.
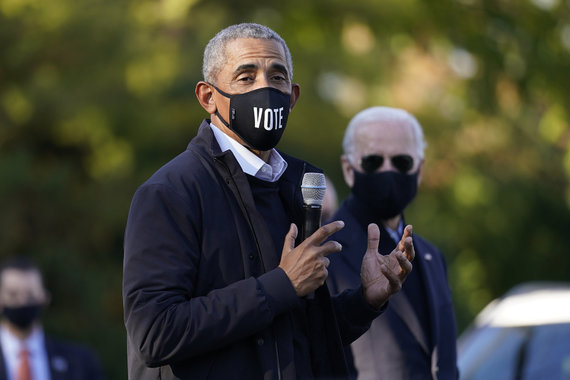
[0,335,104,380]
[123,120,380,380]
[327,196,458,380]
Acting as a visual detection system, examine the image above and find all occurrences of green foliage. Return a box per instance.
[1,0,569,377]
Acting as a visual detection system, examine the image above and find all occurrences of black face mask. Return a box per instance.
[211,85,291,151]
[2,304,43,330]
[351,169,418,220]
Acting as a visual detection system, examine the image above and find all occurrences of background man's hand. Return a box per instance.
[361,224,415,309]
[279,221,344,297]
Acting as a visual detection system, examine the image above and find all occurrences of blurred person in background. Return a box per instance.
[327,106,458,380]
[0,257,104,380]
[322,175,339,222]
[123,23,415,380]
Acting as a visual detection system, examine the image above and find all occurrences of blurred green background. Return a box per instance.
[1,0,569,378]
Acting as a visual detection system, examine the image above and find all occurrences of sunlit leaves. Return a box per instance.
[342,19,375,55]
[0,0,70,30]
[316,72,367,116]
[1,87,33,124]
[125,43,180,97]
[450,248,492,317]
[539,104,567,146]
[1,1,570,378]
[562,24,570,51]
[128,0,198,27]
[54,107,134,179]
[452,170,496,208]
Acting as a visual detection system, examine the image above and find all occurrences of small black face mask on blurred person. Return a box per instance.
[210,84,291,151]
[351,169,419,220]
[2,304,43,329]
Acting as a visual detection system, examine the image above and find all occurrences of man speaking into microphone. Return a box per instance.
[123,23,415,380]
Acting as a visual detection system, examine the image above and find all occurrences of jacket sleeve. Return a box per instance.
[122,183,299,367]
[331,286,386,346]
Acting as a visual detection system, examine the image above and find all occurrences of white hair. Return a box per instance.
[342,106,427,159]
[202,23,293,85]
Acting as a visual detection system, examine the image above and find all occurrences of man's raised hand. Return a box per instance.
[360,224,414,309]
[279,221,344,297]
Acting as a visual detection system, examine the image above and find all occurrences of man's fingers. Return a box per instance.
[320,240,343,256]
[394,250,413,275]
[379,263,402,293]
[282,223,298,254]
[403,237,415,261]
[367,223,380,253]
[397,224,413,252]
[306,220,344,246]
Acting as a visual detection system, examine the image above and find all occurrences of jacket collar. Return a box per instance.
[188,119,322,231]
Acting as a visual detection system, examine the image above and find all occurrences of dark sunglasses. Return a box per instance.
[359,154,414,174]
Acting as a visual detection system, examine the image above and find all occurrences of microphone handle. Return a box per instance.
[302,204,322,301]
[302,204,322,240]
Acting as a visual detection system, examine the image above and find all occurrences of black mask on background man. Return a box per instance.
[351,170,418,220]
[211,85,291,151]
[2,304,43,329]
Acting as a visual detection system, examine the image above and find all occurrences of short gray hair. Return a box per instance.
[342,106,427,159]
[202,23,293,85]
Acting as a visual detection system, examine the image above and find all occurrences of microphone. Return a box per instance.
[301,172,327,240]
[301,173,326,300]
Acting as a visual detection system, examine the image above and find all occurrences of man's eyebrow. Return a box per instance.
[233,64,257,75]
[232,63,290,77]
[271,63,289,77]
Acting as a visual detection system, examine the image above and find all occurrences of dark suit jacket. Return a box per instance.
[0,335,104,380]
[123,120,381,379]
[327,196,458,380]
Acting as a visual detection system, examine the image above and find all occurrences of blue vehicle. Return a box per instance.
[457,282,570,380]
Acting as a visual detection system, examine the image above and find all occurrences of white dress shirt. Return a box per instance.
[0,324,51,380]
[209,123,288,182]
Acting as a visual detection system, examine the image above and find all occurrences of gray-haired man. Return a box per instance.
[328,106,458,380]
[123,24,415,380]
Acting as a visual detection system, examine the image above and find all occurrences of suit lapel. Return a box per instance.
[415,241,440,352]
[45,339,71,380]
[388,291,430,355]
[378,227,433,357]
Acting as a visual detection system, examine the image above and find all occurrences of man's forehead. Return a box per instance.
[1,269,43,288]
[354,120,416,151]
[356,120,414,138]
[224,38,288,66]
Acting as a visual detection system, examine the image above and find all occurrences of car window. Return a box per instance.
[458,326,529,380]
[522,323,570,380]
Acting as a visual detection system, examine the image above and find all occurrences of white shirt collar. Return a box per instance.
[209,123,288,182]
[0,324,44,355]
[0,324,50,380]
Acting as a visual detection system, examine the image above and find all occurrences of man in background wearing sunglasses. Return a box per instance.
[327,106,458,380]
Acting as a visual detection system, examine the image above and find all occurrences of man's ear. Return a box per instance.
[195,81,217,114]
[341,155,355,188]
[289,83,301,111]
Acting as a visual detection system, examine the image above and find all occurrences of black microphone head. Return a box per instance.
[301,172,326,206]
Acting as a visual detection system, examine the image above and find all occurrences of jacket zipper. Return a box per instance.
[216,158,282,379]
[274,335,282,380]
